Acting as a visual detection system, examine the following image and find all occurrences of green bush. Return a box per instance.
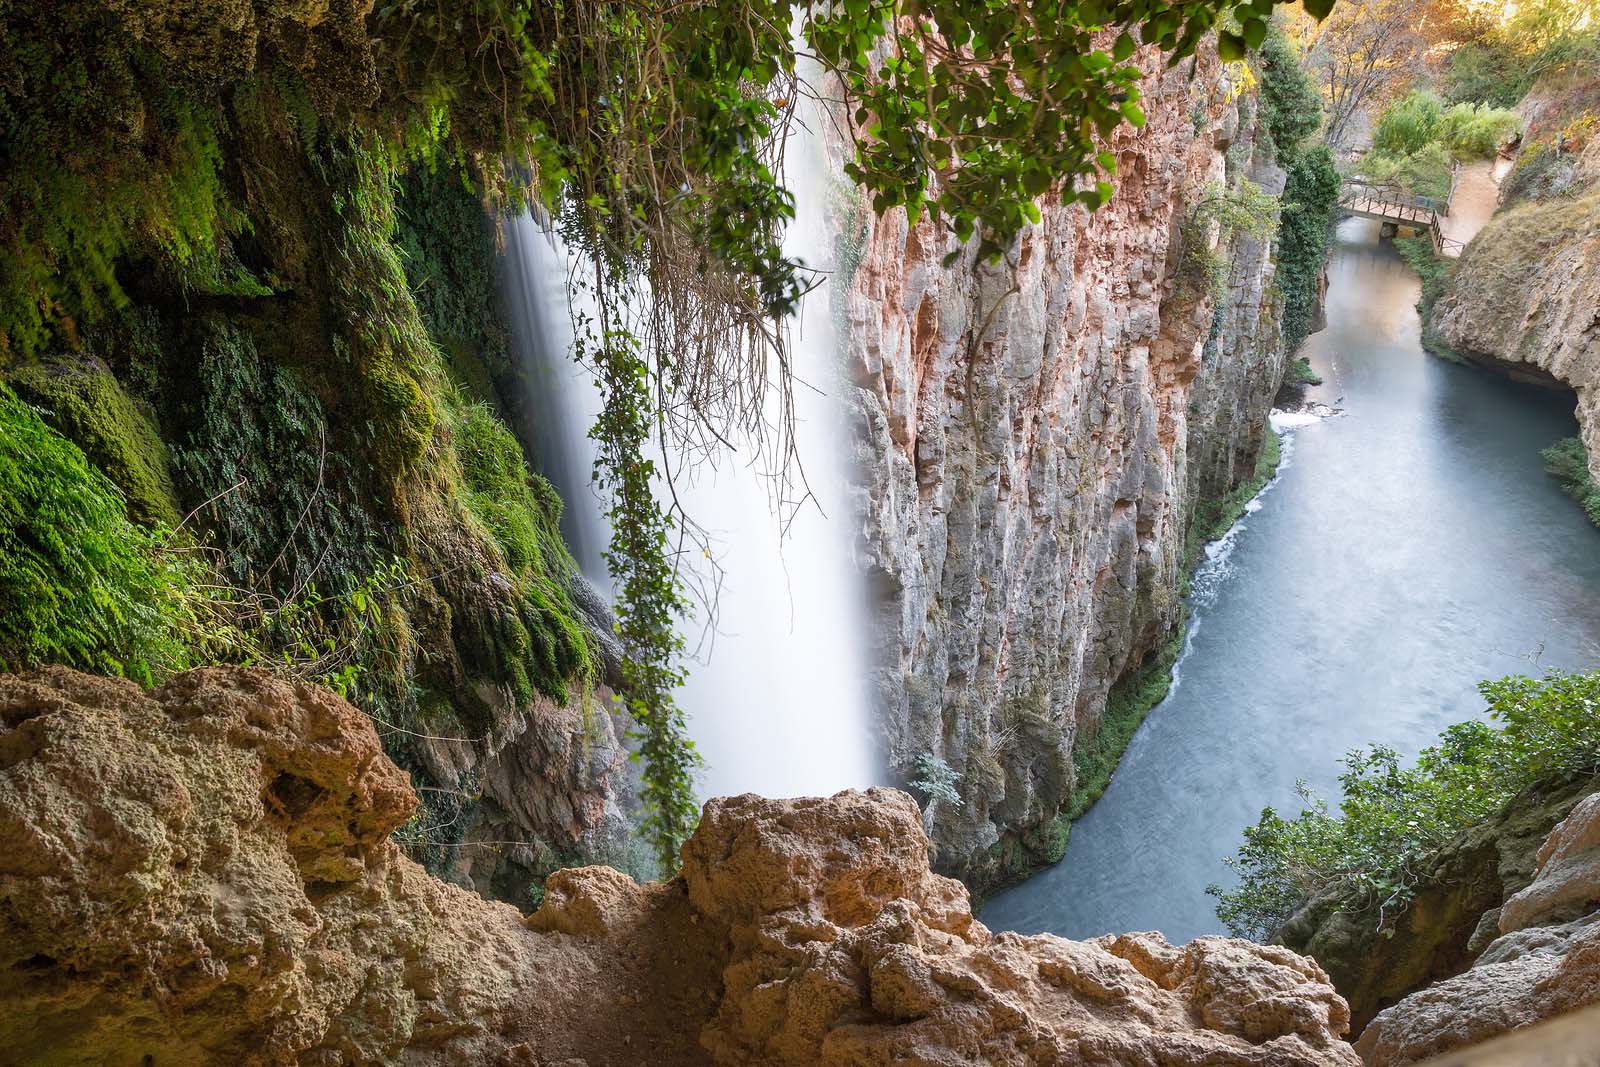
[1211,669,1600,940]
[1373,91,1520,162]
[1255,25,1323,155]
[1364,141,1455,200]
[1442,41,1528,109]
[1253,25,1339,358]
[1439,102,1523,158]
[1365,91,1520,200]
[1542,437,1600,526]
[1278,147,1341,355]
[0,386,195,683]
[1374,91,1448,157]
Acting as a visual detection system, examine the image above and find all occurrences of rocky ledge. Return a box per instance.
[1354,789,1600,1066]
[0,667,1358,1066]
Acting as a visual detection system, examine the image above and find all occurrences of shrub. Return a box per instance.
[1255,25,1323,155]
[1374,91,1448,157]
[1363,141,1455,199]
[1211,669,1600,940]
[1542,437,1600,526]
[1438,102,1522,158]
[1283,357,1322,386]
[910,753,963,809]
[1442,40,1528,109]
[1365,91,1520,200]
[1278,147,1341,354]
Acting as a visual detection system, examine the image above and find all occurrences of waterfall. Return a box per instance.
[502,220,609,584]
[502,100,879,802]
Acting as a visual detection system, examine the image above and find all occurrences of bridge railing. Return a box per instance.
[1340,178,1442,215]
[1341,161,1460,216]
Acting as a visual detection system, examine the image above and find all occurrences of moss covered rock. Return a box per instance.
[9,360,180,528]
[1279,774,1599,1032]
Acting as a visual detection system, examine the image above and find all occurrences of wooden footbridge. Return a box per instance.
[1338,164,1464,255]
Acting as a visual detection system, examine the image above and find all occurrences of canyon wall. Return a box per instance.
[1431,138,1600,477]
[0,666,1360,1067]
[841,50,1291,889]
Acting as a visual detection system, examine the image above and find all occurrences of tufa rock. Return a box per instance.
[0,666,1360,1066]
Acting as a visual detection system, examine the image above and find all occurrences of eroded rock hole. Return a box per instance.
[267,771,325,819]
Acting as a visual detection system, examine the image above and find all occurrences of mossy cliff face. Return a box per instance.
[0,4,633,900]
[842,47,1293,893]
[0,667,1362,1067]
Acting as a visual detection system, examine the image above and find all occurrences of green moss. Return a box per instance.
[0,2,235,357]
[445,395,594,701]
[457,403,553,575]
[0,385,194,682]
[8,363,180,528]
[364,358,435,472]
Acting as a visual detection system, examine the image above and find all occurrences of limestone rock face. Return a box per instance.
[0,667,1359,1067]
[1354,784,1600,1066]
[841,47,1291,886]
[1430,165,1600,477]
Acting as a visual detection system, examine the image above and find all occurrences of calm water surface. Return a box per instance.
[980,218,1600,943]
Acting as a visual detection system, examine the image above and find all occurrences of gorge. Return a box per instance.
[983,211,1600,941]
[3,1,1600,1064]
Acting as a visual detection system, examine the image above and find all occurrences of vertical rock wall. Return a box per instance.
[841,50,1292,890]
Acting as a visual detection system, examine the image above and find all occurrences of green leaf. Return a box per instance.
[1218,31,1246,62]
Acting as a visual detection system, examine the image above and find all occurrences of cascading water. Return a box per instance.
[502,99,879,802]
[502,220,610,584]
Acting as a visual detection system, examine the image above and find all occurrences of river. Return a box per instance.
[980,214,1600,943]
